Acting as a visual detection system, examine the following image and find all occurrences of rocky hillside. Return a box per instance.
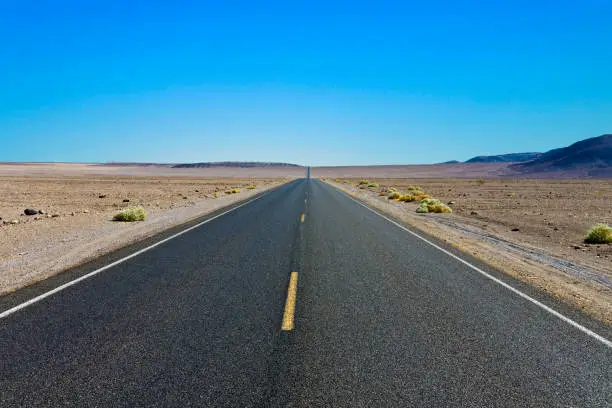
[510,134,612,177]
[466,152,542,163]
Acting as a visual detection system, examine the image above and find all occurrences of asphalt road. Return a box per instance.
[1,179,610,407]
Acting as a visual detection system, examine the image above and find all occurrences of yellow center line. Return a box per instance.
[300,213,305,223]
[281,272,299,331]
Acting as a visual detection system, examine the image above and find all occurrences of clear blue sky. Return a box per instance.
[1,1,610,165]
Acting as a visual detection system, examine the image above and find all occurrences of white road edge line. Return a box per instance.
[340,189,612,349]
[0,190,273,320]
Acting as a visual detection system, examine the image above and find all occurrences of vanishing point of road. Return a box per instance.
[1,179,610,407]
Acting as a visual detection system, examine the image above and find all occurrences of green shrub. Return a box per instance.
[113,206,147,222]
[358,180,370,185]
[416,198,452,214]
[367,183,379,188]
[231,189,240,194]
[388,192,401,200]
[584,223,612,244]
[247,186,256,190]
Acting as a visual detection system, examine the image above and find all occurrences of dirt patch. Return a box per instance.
[326,178,612,324]
[0,175,287,294]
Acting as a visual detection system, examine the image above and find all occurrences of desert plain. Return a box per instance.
[0,163,293,294]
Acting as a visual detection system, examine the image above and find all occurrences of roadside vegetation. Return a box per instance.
[584,223,612,244]
[416,198,452,214]
[113,206,147,222]
[352,181,451,214]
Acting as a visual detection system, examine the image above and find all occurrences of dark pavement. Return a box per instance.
[1,179,610,407]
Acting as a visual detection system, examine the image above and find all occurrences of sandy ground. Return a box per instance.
[0,163,307,178]
[312,163,512,178]
[326,178,612,323]
[0,175,287,294]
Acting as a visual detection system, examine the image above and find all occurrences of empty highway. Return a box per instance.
[1,179,610,407]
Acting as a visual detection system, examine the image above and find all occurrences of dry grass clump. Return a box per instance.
[398,194,416,202]
[225,188,241,194]
[584,223,612,244]
[378,192,386,196]
[416,198,452,214]
[358,180,370,185]
[367,183,379,188]
[388,192,401,200]
[113,206,147,222]
[412,193,430,201]
[247,185,256,190]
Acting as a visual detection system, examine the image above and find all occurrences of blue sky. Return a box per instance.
[1,1,610,165]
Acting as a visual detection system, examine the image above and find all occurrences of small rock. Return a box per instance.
[511,228,520,232]
[71,212,76,216]
[38,210,45,214]
[10,220,19,224]
[195,190,200,192]
[24,209,38,216]
[47,214,52,218]
[123,199,130,203]
[18,252,26,256]
[447,201,455,205]
[83,210,89,214]
[52,214,60,218]
[99,194,107,199]
[553,227,559,231]
[470,211,478,216]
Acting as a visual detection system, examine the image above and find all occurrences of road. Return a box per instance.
[1,179,610,407]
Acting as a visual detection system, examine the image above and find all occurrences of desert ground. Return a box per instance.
[326,178,612,323]
[0,166,292,294]
[312,163,511,179]
[0,162,308,178]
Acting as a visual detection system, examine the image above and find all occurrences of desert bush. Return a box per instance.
[416,198,452,214]
[388,192,401,200]
[113,206,147,222]
[398,194,416,202]
[358,180,370,185]
[584,223,612,244]
[231,188,240,194]
[412,193,430,201]
[477,178,485,185]
[378,192,386,196]
[247,186,256,190]
[367,183,379,188]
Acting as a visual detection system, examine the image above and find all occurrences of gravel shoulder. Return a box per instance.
[0,176,288,294]
[325,179,612,324]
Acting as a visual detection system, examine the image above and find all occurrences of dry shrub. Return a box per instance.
[585,223,612,244]
[416,198,452,214]
[113,206,147,222]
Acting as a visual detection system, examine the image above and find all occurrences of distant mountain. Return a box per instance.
[172,162,301,169]
[510,134,612,177]
[440,160,461,164]
[465,152,542,163]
